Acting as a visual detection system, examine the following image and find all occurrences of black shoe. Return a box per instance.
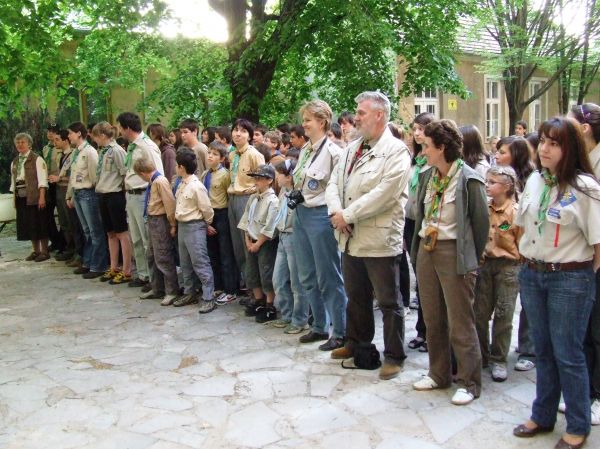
[82,271,104,279]
[73,266,90,275]
[319,337,345,351]
[128,278,148,288]
[55,252,73,261]
[245,300,265,317]
[256,305,277,323]
[299,331,329,344]
[140,283,153,293]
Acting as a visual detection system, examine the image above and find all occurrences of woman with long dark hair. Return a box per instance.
[513,117,600,449]
[148,123,177,182]
[495,136,536,192]
[459,124,490,177]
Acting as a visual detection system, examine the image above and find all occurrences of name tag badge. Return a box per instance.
[559,191,576,207]
[307,179,319,191]
[547,207,561,219]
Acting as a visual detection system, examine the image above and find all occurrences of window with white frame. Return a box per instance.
[485,79,501,138]
[529,79,547,131]
[414,89,438,117]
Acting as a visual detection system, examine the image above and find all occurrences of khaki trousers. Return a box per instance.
[416,240,482,397]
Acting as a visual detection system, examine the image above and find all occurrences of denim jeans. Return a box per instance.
[273,232,309,327]
[293,204,347,338]
[73,188,107,272]
[519,265,596,436]
[178,220,214,301]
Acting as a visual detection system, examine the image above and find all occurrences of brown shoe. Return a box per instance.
[25,252,39,261]
[554,436,587,449]
[379,362,402,380]
[66,259,82,268]
[331,346,353,360]
[513,423,554,438]
[34,253,50,262]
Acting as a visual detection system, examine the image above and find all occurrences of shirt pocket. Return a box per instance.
[355,156,385,193]
[304,166,327,193]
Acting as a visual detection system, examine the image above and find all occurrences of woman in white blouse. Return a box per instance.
[513,117,600,449]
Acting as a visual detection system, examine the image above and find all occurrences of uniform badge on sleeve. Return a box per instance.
[307,179,319,191]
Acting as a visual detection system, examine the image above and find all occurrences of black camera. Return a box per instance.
[287,189,305,210]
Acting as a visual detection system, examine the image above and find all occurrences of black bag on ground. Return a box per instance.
[341,342,381,370]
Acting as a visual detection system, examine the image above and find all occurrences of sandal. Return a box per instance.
[408,337,425,349]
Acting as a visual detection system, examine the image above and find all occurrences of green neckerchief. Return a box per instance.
[125,143,136,169]
[71,148,81,167]
[17,154,28,175]
[231,151,241,184]
[96,146,109,177]
[409,155,427,194]
[293,142,313,187]
[44,144,54,172]
[538,169,558,235]
[425,159,464,221]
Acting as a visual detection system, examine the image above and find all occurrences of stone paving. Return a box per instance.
[0,236,598,449]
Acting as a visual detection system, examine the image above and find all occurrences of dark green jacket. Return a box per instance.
[410,163,489,275]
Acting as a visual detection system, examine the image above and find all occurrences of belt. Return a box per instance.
[127,188,145,195]
[524,258,593,272]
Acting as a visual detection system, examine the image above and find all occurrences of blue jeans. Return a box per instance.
[273,232,309,327]
[293,204,347,338]
[519,265,596,436]
[73,188,107,272]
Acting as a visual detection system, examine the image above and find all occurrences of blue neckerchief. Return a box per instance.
[203,164,223,193]
[172,176,182,196]
[275,192,289,227]
[144,171,162,218]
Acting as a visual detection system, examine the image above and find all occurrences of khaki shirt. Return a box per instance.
[148,174,176,227]
[484,198,522,261]
[10,151,49,190]
[276,187,294,233]
[228,144,265,195]
[238,188,279,240]
[516,171,600,262]
[175,174,214,223]
[124,132,164,190]
[201,166,230,209]
[191,142,209,176]
[419,164,460,241]
[589,142,600,178]
[42,144,61,177]
[67,141,98,199]
[293,136,341,209]
[95,141,127,193]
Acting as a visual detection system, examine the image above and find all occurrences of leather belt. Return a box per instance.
[127,188,145,195]
[524,258,593,273]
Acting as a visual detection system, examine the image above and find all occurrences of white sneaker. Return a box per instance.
[558,402,566,414]
[591,399,600,425]
[160,294,177,306]
[216,293,237,305]
[451,388,475,406]
[514,359,536,371]
[413,375,439,391]
[491,363,508,382]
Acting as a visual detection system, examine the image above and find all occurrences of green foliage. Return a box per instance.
[142,39,232,127]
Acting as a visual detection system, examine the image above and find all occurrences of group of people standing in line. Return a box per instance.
[9,91,600,449]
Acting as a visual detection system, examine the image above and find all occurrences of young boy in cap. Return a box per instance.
[237,164,279,323]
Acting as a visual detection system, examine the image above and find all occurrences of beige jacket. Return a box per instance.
[326,127,411,257]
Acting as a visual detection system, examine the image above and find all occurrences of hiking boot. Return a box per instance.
[173,294,199,307]
[271,319,290,328]
[331,346,353,360]
[161,294,178,306]
[284,323,309,334]
[198,299,216,314]
[100,269,120,282]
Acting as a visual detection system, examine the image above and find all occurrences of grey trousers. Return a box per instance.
[126,192,150,281]
[147,215,179,295]
[178,220,214,301]
[228,194,250,278]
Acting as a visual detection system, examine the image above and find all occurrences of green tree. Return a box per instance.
[208,0,473,123]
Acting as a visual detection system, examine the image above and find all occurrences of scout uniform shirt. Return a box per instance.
[124,132,164,191]
[590,141,600,178]
[201,165,230,210]
[484,198,522,261]
[42,143,61,177]
[228,143,265,196]
[174,174,214,224]
[66,141,98,200]
[147,174,177,227]
[292,136,341,209]
[95,141,127,193]
[238,187,279,240]
[516,171,600,263]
